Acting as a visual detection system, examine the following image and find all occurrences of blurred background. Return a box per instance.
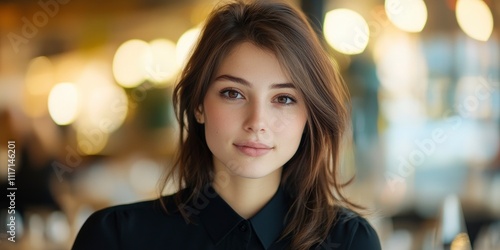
[0,0,499,249]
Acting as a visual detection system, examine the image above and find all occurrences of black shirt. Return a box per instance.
[72,186,381,250]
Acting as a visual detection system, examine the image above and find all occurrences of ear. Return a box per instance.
[194,105,205,124]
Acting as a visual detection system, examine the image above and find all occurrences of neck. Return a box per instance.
[212,169,282,219]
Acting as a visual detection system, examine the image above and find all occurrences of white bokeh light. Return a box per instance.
[176,27,201,67]
[385,0,428,33]
[147,39,179,86]
[75,62,128,155]
[48,82,79,125]
[456,0,494,41]
[324,9,369,55]
[113,39,152,88]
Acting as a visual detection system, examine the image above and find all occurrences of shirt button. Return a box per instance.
[239,223,248,232]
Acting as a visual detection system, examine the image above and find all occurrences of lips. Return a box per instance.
[233,141,273,157]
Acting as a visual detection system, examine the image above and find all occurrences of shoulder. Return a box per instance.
[79,192,184,227]
[84,197,171,226]
[72,195,180,250]
[320,207,382,250]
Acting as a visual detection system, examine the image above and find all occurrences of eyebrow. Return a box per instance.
[214,74,296,89]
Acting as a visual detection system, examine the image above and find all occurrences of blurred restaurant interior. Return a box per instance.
[0,0,499,249]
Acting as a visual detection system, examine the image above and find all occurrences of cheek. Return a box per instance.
[270,109,307,136]
[203,101,234,136]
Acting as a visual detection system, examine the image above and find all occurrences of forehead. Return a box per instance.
[214,42,291,85]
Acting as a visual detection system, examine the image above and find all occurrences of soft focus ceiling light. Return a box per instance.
[456,0,493,41]
[48,82,79,125]
[147,39,179,86]
[176,27,201,68]
[323,8,369,55]
[385,0,428,33]
[113,39,152,88]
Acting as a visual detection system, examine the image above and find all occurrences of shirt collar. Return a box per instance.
[197,185,289,249]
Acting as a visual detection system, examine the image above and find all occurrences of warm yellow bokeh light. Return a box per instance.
[112,39,152,88]
[76,127,109,155]
[456,0,494,41]
[25,56,55,95]
[385,0,427,33]
[76,62,128,134]
[48,82,79,125]
[323,9,369,55]
[23,56,55,118]
[176,27,201,67]
[147,39,179,86]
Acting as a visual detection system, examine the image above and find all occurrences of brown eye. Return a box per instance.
[277,96,288,103]
[275,95,296,104]
[220,89,244,99]
[228,90,240,98]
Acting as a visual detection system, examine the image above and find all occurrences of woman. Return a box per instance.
[73,0,381,249]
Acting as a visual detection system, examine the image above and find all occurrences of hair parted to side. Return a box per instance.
[160,0,360,249]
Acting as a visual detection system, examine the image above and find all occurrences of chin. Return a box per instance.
[227,164,281,180]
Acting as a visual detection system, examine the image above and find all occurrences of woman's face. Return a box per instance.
[198,42,308,180]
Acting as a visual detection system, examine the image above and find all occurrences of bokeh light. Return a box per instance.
[23,56,55,118]
[323,8,369,55]
[28,214,44,246]
[374,30,428,97]
[76,128,109,155]
[385,0,428,33]
[176,27,201,67]
[76,62,128,134]
[25,56,54,95]
[48,82,79,125]
[146,39,179,86]
[113,39,152,88]
[75,62,128,155]
[456,0,493,41]
[46,212,70,244]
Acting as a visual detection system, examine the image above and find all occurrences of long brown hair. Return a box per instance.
[161,0,360,249]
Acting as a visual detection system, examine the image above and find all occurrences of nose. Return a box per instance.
[243,101,268,133]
